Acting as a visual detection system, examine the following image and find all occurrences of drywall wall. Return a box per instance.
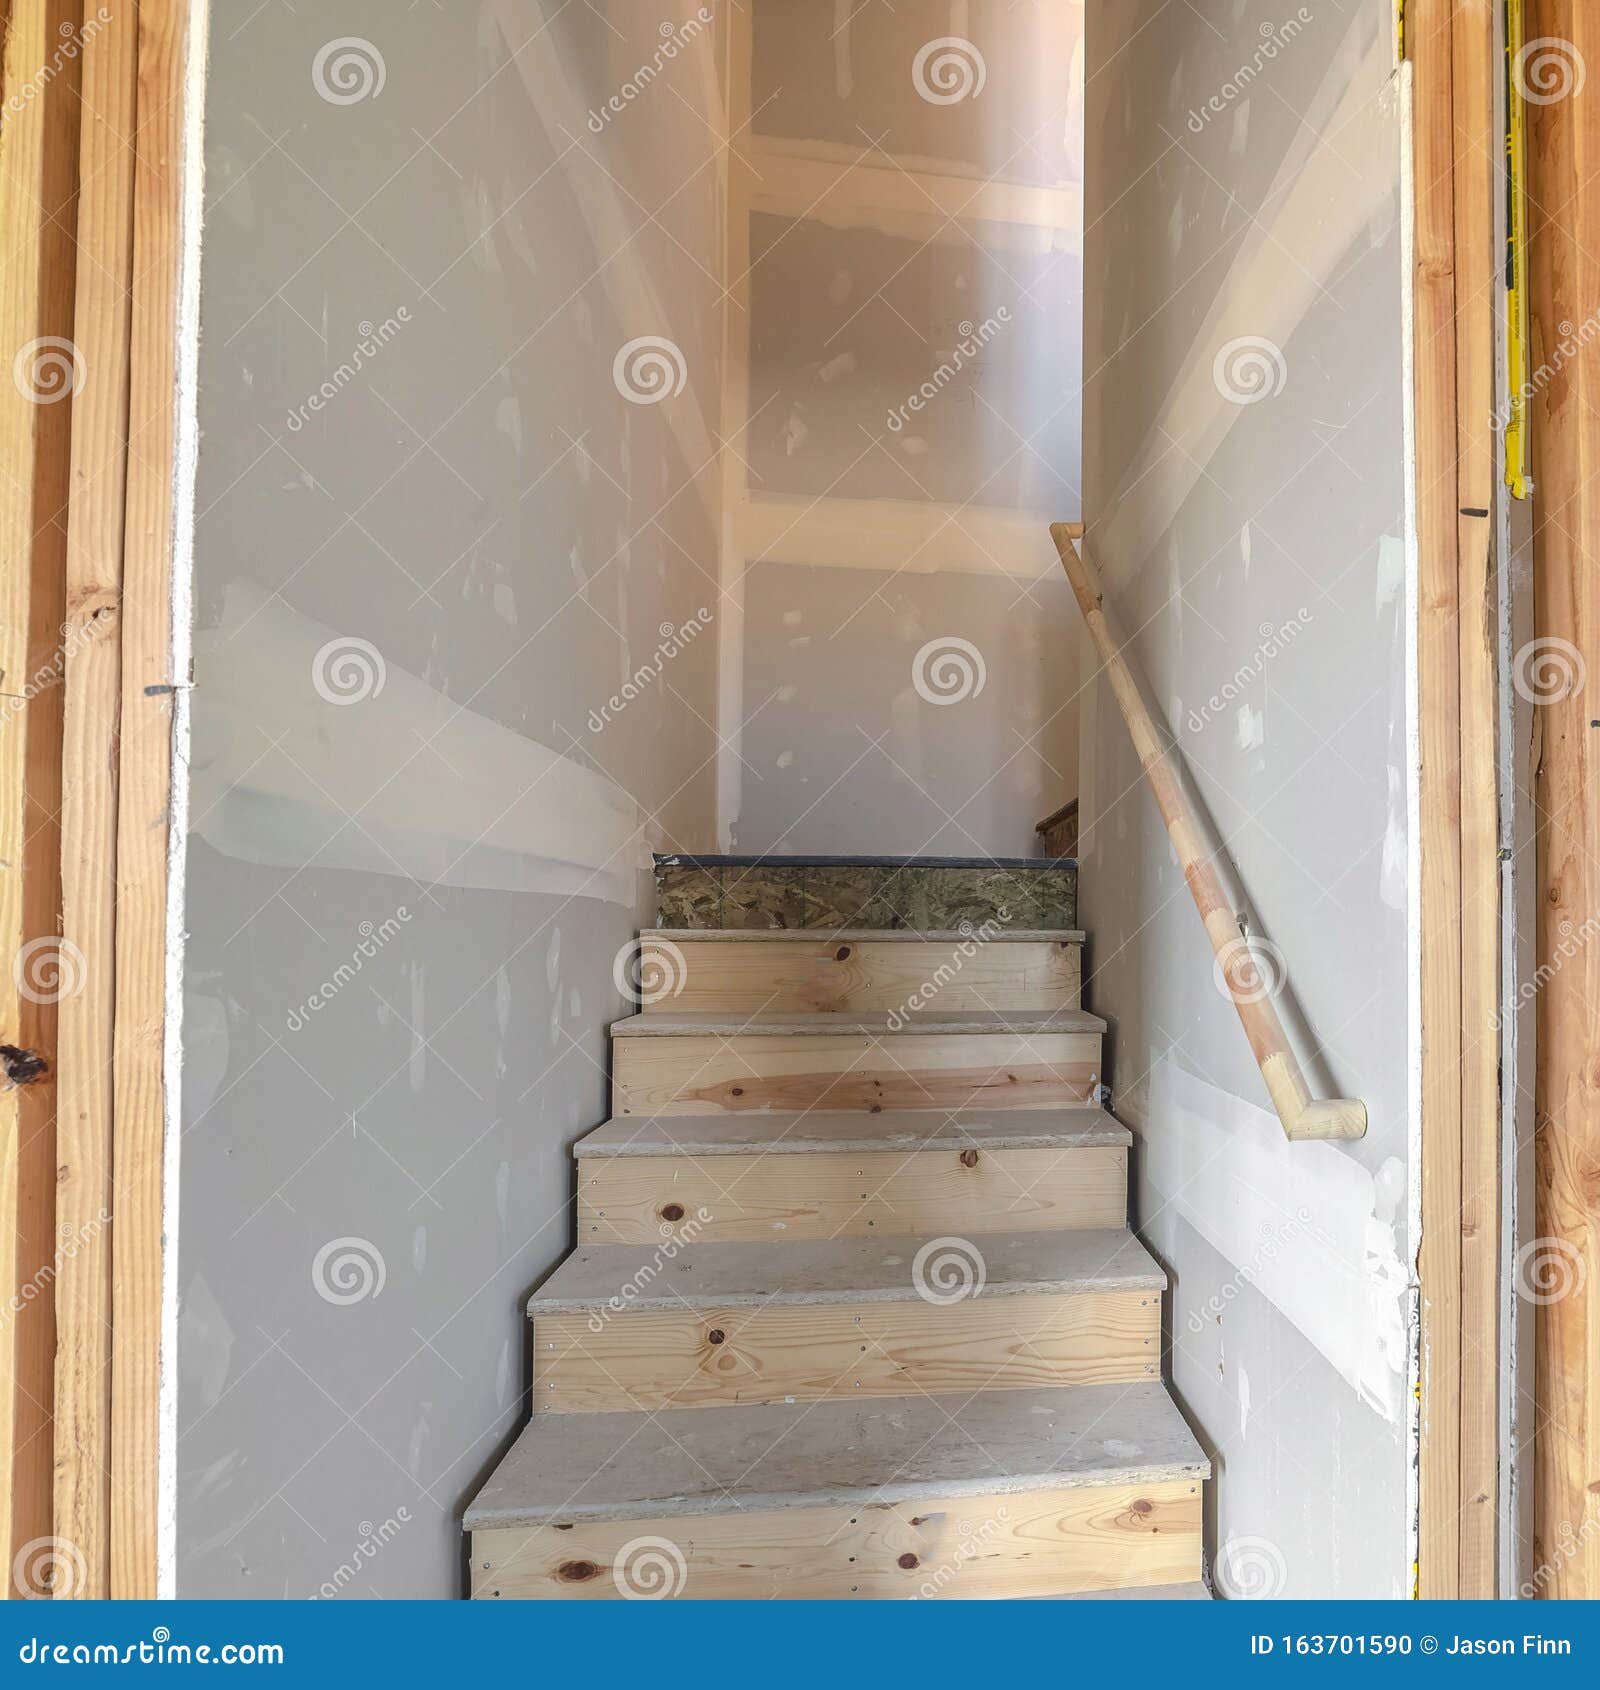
[176,0,720,1596]
[722,0,1086,856]
[1077,2,1415,1597]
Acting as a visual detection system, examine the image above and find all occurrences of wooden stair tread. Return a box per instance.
[644,927,1087,944]
[464,1382,1209,1529]
[611,1008,1106,1037]
[527,1227,1163,1313]
[576,1106,1130,1158]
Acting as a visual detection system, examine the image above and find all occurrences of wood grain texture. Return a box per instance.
[110,0,190,1600]
[612,1031,1102,1114]
[0,0,79,1600]
[1528,0,1600,1603]
[578,1144,1127,1241]
[472,1478,1202,1599]
[1410,0,1466,1602]
[532,1290,1158,1412]
[53,0,140,1605]
[1449,0,1500,1601]
[639,936,1081,1014]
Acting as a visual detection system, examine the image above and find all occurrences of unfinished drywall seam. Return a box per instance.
[156,0,210,1601]
[1396,53,1426,1596]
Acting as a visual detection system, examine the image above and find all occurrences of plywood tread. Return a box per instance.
[464,1382,1209,1530]
[527,1227,1162,1314]
[576,1107,1131,1158]
[611,1008,1106,1037]
[643,928,1087,944]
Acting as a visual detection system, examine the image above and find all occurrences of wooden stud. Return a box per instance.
[108,0,191,1601]
[1527,0,1600,1603]
[472,1479,1203,1600]
[1450,0,1501,1601]
[0,0,80,1600]
[53,0,141,1604]
[612,1030,1101,1115]
[578,1143,1127,1242]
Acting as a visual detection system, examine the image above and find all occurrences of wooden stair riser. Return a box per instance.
[639,937,1081,1015]
[612,1031,1102,1115]
[472,1478,1202,1599]
[578,1145,1128,1242]
[532,1289,1159,1412]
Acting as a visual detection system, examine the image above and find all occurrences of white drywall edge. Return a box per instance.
[156,0,211,1601]
[1395,52,1425,1595]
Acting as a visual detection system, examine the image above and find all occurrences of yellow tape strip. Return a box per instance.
[1505,0,1532,498]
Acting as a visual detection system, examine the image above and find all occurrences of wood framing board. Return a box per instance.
[472,1477,1202,1599]
[612,1030,1102,1114]
[53,0,141,1605]
[1409,0,1503,1600]
[1527,0,1600,1602]
[0,0,79,1600]
[1412,0,1465,1601]
[108,0,193,1600]
[1450,0,1501,1600]
[638,934,1081,1014]
[577,1142,1127,1242]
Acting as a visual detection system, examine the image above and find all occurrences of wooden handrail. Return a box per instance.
[1051,524,1367,1143]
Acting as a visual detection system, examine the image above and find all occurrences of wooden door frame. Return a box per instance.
[1407,0,1506,1601]
[0,0,198,1599]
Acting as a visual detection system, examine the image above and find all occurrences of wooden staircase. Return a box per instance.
[465,882,1211,1599]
